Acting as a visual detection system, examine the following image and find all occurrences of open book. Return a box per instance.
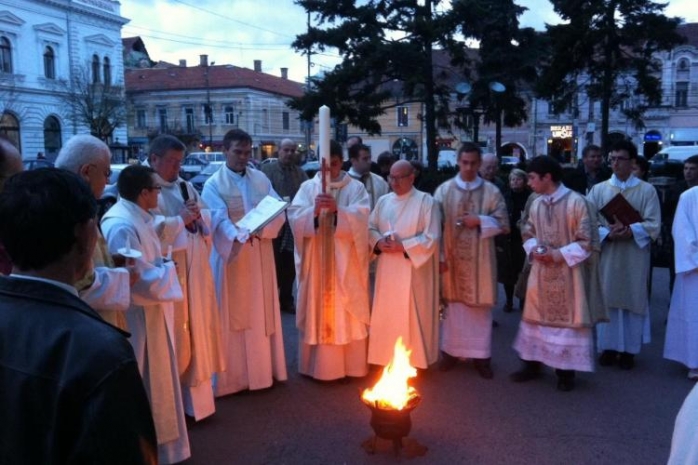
[599,193,643,226]
[235,195,289,235]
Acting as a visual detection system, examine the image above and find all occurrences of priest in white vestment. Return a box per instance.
[434,143,509,379]
[347,143,389,210]
[587,140,660,370]
[101,165,189,464]
[664,186,698,380]
[55,134,133,330]
[201,129,287,396]
[288,140,371,381]
[511,156,607,392]
[367,160,440,369]
[148,135,225,421]
[668,384,698,464]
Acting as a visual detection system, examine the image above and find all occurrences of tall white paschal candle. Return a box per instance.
[318,105,331,189]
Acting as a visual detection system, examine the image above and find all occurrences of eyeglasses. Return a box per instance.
[147,185,162,191]
[608,156,630,163]
[89,164,112,179]
[387,173,413,182]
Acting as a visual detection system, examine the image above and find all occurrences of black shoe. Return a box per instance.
[510,361,542,383]
[474,358,494,379]
[598,350,618,366]
[492,319,500,328]
[439,351,457,372]
[556,369,575,392]
[618,352,635,370]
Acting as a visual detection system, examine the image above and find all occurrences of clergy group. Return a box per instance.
[5,128,698,464]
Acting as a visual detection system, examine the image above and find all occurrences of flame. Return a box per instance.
[361,337,418,410]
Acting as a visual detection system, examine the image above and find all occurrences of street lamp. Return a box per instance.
[489,81,506,156]
[204,61,215,149]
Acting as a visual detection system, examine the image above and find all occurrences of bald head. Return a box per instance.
[278,139,297,165]
[55,134,112,198]
[480,153,498,181]
[0,138,22,193]
[388,160,415,195]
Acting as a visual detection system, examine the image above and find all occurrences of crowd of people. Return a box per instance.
[2,130,698,462]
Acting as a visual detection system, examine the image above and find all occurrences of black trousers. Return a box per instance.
[273,238,296,311]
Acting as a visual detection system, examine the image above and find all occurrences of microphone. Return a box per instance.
[179,181,198,233]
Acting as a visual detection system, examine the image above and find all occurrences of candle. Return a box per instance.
[319,105,330,187]
[166,245,173,261]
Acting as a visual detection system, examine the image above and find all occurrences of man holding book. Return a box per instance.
[587,140,661,370]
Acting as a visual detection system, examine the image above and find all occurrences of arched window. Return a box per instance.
[0,112,21,152]
[103,56,111,86]
[0,36,12,74]
[92,54,100,83]
[43,46,55,79]
[43,116,62,157]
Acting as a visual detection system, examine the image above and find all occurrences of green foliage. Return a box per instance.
[292,0,538,170]
[536,0,684,151]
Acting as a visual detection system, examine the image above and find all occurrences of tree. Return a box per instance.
[451,0,543,155]
[536,0,684,152]
[292,0,477,170]
[58,66,126,141]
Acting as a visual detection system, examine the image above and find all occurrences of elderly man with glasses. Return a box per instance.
[55,134,136,330]
[587,140,661,371]
[367,160,441,370]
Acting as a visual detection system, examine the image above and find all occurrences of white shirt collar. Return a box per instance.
[609,173,640,190]
[542,183,569,205]
[454,175,483,191]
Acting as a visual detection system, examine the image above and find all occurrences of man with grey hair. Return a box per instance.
[480,153,506,192]
[261,138,308,314]
[55,134,136,329]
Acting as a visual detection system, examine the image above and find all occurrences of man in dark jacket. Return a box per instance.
[0,168,157,464]
[563,144,611,195]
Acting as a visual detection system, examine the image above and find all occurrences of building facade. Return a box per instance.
[0,0,128,159]
[124,49,305,161]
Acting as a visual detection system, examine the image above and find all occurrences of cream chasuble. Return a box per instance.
[288,173,370,380]
[152,175,225,421]
[202,165,287,396]
[367,187,440,369]
[587,175,660,315]
[434,177,509,307]
[101,199,189,464]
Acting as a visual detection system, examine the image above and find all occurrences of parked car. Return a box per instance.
[650,146,698,178]
[188,151,226,163]
[191,162,224,192]
[260,157,278,166]
[301,160,320,177]
[500,156,520,167]
[22,158,54,170]
[180,155,209,180]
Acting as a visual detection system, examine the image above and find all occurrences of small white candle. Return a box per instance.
[166,245,173,261]
[125,236,131,254]
[319,105,331,187]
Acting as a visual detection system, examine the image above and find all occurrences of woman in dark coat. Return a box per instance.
[499,168,531,312]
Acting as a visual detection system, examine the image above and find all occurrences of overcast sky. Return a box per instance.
[120,0,697,83]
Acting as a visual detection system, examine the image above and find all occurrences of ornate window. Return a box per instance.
[0,36,12,73]
[103,56,111,86]
[92,54,100,83]
[43,46,55,79]
[43,116,62,156]
[0,112,20,151]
